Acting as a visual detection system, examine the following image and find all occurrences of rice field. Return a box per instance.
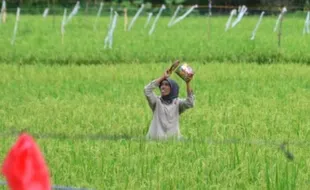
[0,12,310,190]
[0,13,310,64]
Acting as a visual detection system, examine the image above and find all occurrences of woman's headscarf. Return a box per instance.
[159,78,179,104]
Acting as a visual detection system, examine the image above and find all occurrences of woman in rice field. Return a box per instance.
[144,69,195,140]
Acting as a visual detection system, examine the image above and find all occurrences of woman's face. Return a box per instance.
[160,80,171,96]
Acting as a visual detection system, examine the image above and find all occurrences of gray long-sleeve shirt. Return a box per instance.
[144,80,195,140]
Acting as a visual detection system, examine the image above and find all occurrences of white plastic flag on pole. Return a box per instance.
[128,4,144,31]
[104,11,118,49]
[43,8,49,18]
[303,11,310,35]
[0,0,5,13]
[231,5,247,28]
[168,5,182,27]
[65,1,80,25]
[93,2,104,31]
[250,11,265,40]
[107,8,113,29]
[225,9,236,31]
[274,7,287,32]
[1,0,6,23]
[274,12,282,32]
[238,6,242,13]
[11,8,20,45]
[61,8,67,44]
[276,7,287,48]
[170,4,198,27]
[208,0,212,16]
[148,4,166,35]
[144,12,153,28]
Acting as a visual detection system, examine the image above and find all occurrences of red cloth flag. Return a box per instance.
[1,133,51,190]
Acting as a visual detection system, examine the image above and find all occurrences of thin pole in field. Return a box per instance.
[52,0,56,29]
[85,0,89,14]
[124,8,128,31]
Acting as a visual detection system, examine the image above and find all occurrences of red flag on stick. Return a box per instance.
[1,133,51,190]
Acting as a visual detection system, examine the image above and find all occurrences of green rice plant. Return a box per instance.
[0,63,309,189]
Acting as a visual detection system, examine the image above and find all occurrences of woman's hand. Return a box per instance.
[156,69,170,85]
[186,80,193,95]
[163,70,170,79]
